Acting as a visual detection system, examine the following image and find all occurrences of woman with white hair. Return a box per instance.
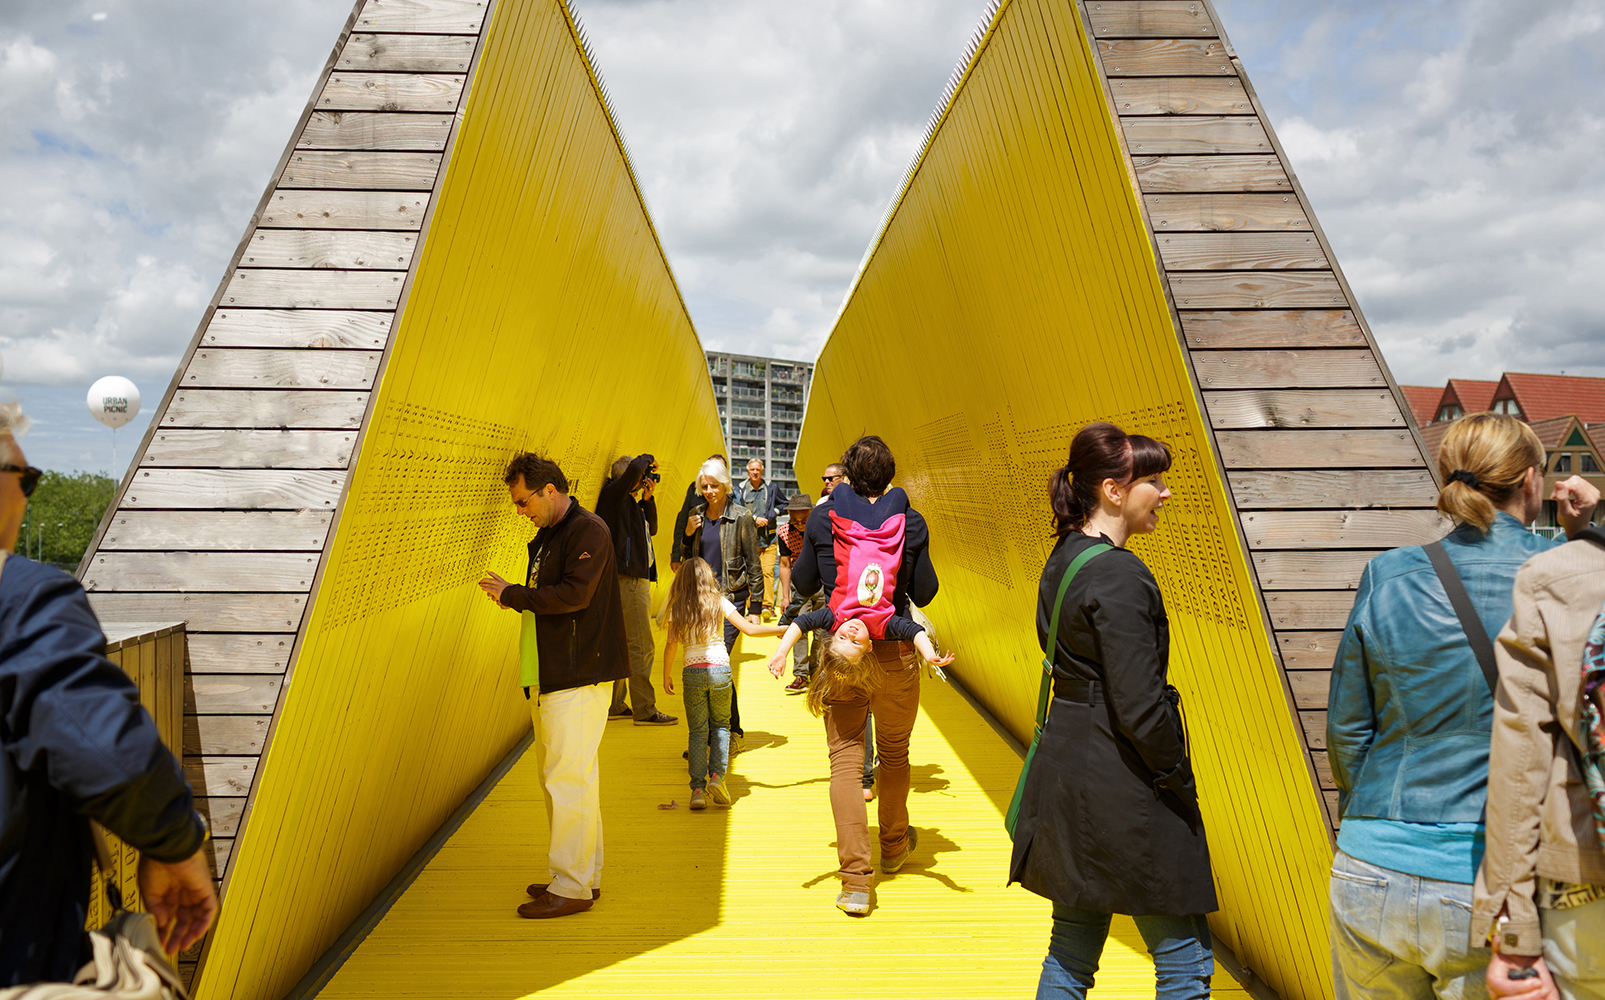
[680,457,761,737]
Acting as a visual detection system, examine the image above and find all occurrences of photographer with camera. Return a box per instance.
[595,454,676,726]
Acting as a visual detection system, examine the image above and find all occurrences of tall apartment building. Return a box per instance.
[706,350,813,498]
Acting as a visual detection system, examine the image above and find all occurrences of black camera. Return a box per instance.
[646,470,661,482]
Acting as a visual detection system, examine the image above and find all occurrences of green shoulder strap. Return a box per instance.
[1035,542,1113,739]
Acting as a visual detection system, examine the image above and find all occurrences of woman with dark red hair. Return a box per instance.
[1009,422,1216,999]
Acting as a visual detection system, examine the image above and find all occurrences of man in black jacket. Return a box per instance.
[593,454,675,725]
[0,408,216,982]
[479,453,629,919]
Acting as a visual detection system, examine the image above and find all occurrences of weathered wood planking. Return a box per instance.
[1241,509,1449,549]
[1301,711,1328,751]
[1169,272,1344,309]
[162,390,368,429]
[222,269,404,309]
[1251,550,1381,591]
[258,191,428,230]
[297,112,454,151]
[194,797,246,837]
[356,0,489,34]
[90,593,307,632]
[278,152,442,192]
[337,33,477,72]
[142,429,356,469]
[1179,310,1366,349]
[85,552,322,592]
[1157,233,1326,271]
[1133,155,1291,193]
[1191,350,1384,389]
[184,715,271,755]
[1286,670,1331,711]
[1278,631,1344,672]
[1123,117,1271,154]
[1228,469,1440,509]
[1202,389,1402,429]
[242,230,416,269]
[1086,2,1217,37]
[118,469,347,510]
[182,756,261,796]
[204,310,392,349]
[1146,194,1310,231]
[1108,78,1248,115]
[1097,38,1233,75]
[99,511,333,551]
[188,634,296,673]
[317,72,465,113]
[183,349,382,390]
[1310,749,1336,788]
[1216,430,1426,470]
[1264,592,1361,630]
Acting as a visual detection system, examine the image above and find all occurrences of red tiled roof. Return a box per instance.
[1524,414,1576,448]
[1443,379,1498,415]
[1400,385,1440,426]
[1498,372,1605,424]
[1591,426,1605,458]
[1419,420,1449,465]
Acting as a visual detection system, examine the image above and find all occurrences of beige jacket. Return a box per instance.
[1472,536,1605,956]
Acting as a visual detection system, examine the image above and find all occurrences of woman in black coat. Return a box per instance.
[1009,422,1216,999]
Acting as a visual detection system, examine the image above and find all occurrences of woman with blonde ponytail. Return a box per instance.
[1327,412,1600,998]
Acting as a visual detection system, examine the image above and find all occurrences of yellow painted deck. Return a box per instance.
[317,630,1253,999]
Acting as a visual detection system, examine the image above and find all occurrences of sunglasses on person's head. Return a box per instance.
[2,464,41,498]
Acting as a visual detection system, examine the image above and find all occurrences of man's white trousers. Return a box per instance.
[530,681,609,901]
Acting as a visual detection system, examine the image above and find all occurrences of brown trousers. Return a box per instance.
[822,640,920,892]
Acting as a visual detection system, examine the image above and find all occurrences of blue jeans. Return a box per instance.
[1038,904,1213,1000]
[1329,850,1488,1000]
[684,664,732,790]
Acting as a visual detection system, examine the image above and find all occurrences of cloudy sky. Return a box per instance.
[1,0,1601,474]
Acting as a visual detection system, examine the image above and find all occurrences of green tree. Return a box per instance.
[15,470,118,570]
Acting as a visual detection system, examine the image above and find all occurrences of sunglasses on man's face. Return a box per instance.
[822,475,842,484]
[2,465,41,498]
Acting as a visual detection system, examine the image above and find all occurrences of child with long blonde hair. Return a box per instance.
[660,558,784,809]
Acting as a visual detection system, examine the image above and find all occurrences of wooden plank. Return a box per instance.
[242,228,416,268]
[296,112,454,151]
[141,429,356,469]
[317,72,464,113]
[1251,549,1379,591]
[84,552,321,592]
[1169,272,1345,309]
[1107,78,1248,115]
[1096,38,1234,75]
[1325,790,1341,827]
[1179,310,1366,348]
[204,310,392,349]
[1123,117,1271,154]
[1265,592,1359,630]
[1202,389,1402,428]
[182,349,382,389]
[337,33,477,72]
[1309,749,1335,788]
[1241,510,1450,549]
[355,0,490,34]
[182,755,260,795]
[118,469,347,509]
[203,838,233,879]
[161,390,368,429]
[258,191,428,231]
[1215,429,1426,469]
[1133,155,1291,193]
[1301,711,1328,751]
[188,634,295,673]
[1277,631,1344,672]
[1146,194,1310,231]
[99,511,333,550]
[185,715,272,755]
[1157,233,1326,271]
[1191,350,1384,389]
[278,153,441,192]
[1087,2,1217,38]
[90,593,307,632]
[1229,469,1441,509]
[195,796,247,838]
[1288,671,1330,712]
[221,269,404,309]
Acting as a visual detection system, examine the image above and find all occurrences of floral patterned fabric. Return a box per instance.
[1580,601,1605,851]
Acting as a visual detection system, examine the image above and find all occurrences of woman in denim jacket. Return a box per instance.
[1327,413,1599,998]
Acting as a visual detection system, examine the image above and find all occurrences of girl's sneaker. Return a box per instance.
[690,789,707,810]
[707,776,731,806]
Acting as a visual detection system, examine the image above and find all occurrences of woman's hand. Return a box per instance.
[685,514,703,536]
[1487,950,1558,1000]
[1554,475,1602,538]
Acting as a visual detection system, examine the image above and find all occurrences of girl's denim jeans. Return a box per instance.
[683,663,732,790]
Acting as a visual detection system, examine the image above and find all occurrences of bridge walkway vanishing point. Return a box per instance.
[308,629,1256,1000]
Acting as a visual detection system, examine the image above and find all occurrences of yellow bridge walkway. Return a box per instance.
[314,632,1254,999]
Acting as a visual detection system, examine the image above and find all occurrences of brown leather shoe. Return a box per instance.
[518,891,594,918]
[526,883,600,900]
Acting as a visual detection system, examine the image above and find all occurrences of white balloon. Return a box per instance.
[88,376,141,429]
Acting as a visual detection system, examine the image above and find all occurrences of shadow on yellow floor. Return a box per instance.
[316,631,1250,999]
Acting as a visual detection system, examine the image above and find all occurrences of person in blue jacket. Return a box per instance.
[0,403,216,984]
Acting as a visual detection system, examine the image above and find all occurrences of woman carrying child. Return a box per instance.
[660,558,784,809]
